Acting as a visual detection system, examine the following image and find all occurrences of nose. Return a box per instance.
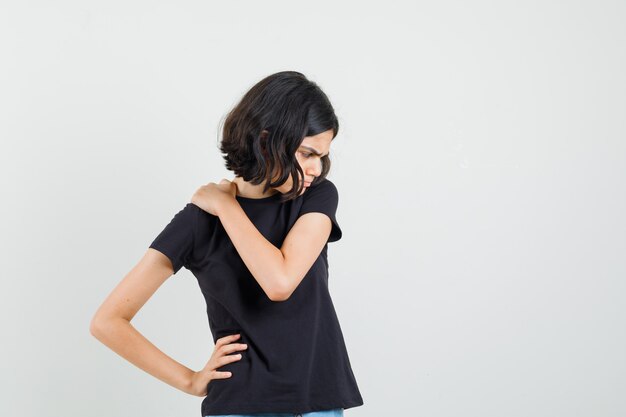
[305,159,322,178]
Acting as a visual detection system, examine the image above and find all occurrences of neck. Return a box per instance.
[232,177,279,199]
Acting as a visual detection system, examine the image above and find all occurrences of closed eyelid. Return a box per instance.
[299,147,330,157]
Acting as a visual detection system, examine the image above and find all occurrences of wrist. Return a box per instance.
[216,194,237,217]
[181,368,196,395]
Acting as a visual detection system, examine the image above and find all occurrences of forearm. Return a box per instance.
[91,317,194,394]
[217,198,286,299]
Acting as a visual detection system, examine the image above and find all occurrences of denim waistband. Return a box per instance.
[205,407,343,417]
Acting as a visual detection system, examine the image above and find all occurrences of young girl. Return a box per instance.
[90,71,364,417]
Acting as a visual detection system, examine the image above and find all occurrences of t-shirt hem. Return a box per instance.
[201,396,364,416]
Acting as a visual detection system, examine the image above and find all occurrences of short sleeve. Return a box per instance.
[298,179,343,243]
[148,202,199,274]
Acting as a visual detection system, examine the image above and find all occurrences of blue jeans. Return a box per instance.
[205,408,343,417]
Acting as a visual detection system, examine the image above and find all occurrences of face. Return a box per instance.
[274,128,334,196]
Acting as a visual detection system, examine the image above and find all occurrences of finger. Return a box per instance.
[216,334,240,347]
[216,334,240,348]
[210,370,233,379]
[220,343,248,355]
[219,343,241,355]
[218,353,243,366]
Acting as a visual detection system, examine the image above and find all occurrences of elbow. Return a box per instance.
[267,279,293,302]
[89,313,119,339]
[89,316,103,338]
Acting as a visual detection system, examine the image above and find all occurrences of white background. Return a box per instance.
[1,1,625,416]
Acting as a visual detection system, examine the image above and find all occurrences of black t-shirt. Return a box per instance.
[148,178,364,416]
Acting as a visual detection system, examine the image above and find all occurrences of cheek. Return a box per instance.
[281,175,294,189]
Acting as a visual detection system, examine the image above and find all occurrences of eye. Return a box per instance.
[300,152,313,158]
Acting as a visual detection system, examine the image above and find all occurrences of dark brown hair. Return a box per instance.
[219,71,339,202]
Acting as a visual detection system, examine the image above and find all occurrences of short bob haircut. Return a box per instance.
[219,71,339,203]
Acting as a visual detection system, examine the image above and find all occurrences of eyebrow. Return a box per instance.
[300,146,330,157]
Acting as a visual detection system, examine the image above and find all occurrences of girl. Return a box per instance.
[90,71,364,417]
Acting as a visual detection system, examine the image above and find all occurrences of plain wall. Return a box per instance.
[1,1,624,416]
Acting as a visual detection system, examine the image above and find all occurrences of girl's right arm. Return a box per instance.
[89,248,247,396]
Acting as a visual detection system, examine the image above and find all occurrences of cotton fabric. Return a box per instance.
[148,179,363,416]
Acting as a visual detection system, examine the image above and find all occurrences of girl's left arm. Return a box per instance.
[192,179,331,302]
[216,198,287,300]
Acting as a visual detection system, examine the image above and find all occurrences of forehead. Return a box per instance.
[300,129,334,149]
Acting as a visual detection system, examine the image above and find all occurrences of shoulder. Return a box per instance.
[185,202,203,215]
[161,202,199,224]
[304,178,339,201]
[313,178,338,192]
[299,178,342,242]
[177,202,203,223]
[157,202,204,237]
[151,202,201,242]
[299,178,340,215]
